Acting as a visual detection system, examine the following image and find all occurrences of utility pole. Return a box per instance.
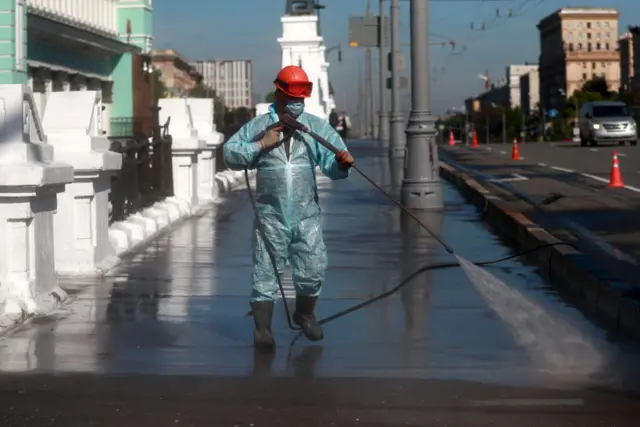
[366,0,376,139]
[378,0,389,144]
[389,0,404,157]
[401,0,442,209]
[358,60,365,138]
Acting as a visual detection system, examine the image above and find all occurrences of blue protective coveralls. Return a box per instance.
[223,104,351,302]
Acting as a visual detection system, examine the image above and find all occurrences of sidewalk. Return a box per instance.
[0,140,639,424]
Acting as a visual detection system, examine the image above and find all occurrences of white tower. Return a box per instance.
[278,0,333,120]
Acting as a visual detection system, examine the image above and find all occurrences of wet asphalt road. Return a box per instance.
[476,141,640,188]
[0,140,639,426]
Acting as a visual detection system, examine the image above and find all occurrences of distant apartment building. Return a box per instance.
[537,8,620,113]
[520,68,540,116]
[464,64,537,116]
[507,64,539,108]
[151,49,202,97]
[191,59,253,109]
[619,32,634,93]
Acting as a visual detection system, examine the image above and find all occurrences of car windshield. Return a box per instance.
[592,105,631,117]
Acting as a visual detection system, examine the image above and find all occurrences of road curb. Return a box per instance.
[439,161,640,338]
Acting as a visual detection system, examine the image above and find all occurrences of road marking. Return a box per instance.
[487,173,528,183]
[580,173,609,183]
[469,398,584,408]
[618,152,626,157]
[537,162,547,167]
[550,166,575,173]
[499,150,506,155]
[589,148,598,152]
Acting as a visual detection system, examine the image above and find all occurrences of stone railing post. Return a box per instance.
[42,90,122,275]
[186,98,224,202]
[0,85,74,320]
[158,98,205,211]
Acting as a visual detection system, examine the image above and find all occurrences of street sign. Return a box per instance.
[387,51,406,72]
[386,76,408,90]
[549,109,558,118]
[348,15,389,48]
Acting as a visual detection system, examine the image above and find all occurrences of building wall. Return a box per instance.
[538,8,620,113]
[619,33,633,93]
[0,0,28,84]
[520,69,540,116]
[507,65,538,108]
[192,59,253,109]
[112,0,152,120]
[152,49,200,97]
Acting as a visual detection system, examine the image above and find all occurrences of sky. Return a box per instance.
[153,0,640,115]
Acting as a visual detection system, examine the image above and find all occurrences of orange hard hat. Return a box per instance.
[274,65,313,98]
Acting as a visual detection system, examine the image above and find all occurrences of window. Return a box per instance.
[578,42,583,50]
[596,22,601,28]
[597,42,601,50]
[569,42,574,51]
[587,22,591,29]
[596,32,601,39]
[588,42,592,51]
[587,32,592,39]
[592,62,596,69]
[605,32,610,39]
[606,42,610,50]
[601,62,606,68]
[605,22,610,28]
[583,72,588,80]
[583,62,587,69]
[578,32,583,40]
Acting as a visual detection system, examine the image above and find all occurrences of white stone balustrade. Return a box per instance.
[158,98,206,209]
[186,98,223,203]
[0,85,74,324]
[27,0,119,36]
[42,90,122,275]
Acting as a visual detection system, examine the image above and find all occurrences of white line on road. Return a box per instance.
[589,148,598,152]
[469,398,584,408]
[580,172,609,183]
[537,162,547,167]
[499,150,506,155]
[550,166,575,173]
[618,152,626,157]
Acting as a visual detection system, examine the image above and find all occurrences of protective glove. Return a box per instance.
[258,126,284,150]
[335,150,354,169]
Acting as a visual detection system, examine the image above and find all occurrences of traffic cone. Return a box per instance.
[608,151,624,188]
[471,130,479,148]
[511,137,520,160]
[448,130,455,146]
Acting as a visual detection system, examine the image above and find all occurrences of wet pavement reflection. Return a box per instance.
[1,141,640,393]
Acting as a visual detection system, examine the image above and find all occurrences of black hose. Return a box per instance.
[244,119,578,332]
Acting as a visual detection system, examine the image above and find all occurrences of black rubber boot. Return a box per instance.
[293,296,324,341]
[250,301,276,350]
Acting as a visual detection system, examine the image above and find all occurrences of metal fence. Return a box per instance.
[109,113,174,224]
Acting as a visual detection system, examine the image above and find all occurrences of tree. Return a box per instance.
[265,91,275,103]
[152,69,167,106]
[189,82,214,98]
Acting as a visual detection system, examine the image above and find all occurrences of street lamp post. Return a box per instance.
[491,102,506,144]
[389,0,404,157]
[379,0,389,144]
[400,0,442,209]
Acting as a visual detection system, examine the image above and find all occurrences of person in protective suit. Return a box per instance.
[223,65,354,349]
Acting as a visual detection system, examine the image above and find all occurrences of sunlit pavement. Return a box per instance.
[0,140,639,425]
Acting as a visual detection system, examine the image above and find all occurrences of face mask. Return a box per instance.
[284,100,305,117]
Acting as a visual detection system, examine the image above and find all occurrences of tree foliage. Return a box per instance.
[265,91,275,103]
[152,69,167,106]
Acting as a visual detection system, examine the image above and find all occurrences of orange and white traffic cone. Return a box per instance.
[608,150,624,188]
[471,130,479,148]
[511,137,520,160]
[448,130,455,146]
